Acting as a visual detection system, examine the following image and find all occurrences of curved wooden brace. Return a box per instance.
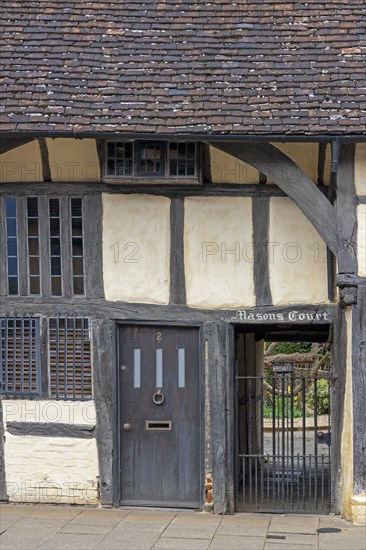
[211,142,339,256]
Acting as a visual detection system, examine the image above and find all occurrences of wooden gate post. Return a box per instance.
[351,285,366,524]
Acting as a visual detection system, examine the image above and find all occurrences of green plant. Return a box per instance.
[263,395,304,419]
[272,342,312,355]
[305,379,329,414]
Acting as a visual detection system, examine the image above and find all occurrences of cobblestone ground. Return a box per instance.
[0,504,365,550]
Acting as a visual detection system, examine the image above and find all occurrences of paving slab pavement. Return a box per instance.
[0,503,365,550]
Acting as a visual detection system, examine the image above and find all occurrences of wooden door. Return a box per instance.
[118,325,201,507]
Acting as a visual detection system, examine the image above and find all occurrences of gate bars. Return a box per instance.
[236,366,331,512]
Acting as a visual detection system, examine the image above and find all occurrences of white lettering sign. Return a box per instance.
[234,310,330,322]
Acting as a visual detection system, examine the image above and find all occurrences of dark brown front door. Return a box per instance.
[118,325,201,507]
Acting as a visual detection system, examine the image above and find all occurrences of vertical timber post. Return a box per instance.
[205,321,228,514]
[351,285,366,522]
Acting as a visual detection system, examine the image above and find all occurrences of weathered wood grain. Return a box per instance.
[84,194,105,299]
[336,144,357,274]
[0,181,330,198]
[252,197,272,306]
[38,138,51,182]
[6,422,95,438]
[352,285,366,496]
[331,308,347,512]
[337,274,366,287]
[0,298,338,325]
[169,197,186,305]
[92,318,115,506]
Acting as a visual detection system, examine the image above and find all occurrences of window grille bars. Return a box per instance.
[48,316,92,400]
[0,317,40,395]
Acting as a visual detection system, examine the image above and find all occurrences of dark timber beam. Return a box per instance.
[210,142,339,256]
[169,197,186,305]
[0,137,35,155]
[38,138,52,182]
[6,422,95,438]
[252,197,272,306]
[336,144,357,274]
[317,142,327,186]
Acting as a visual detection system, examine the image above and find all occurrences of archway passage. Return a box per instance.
[235,323,332,513]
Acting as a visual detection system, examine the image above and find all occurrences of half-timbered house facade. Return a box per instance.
[0,1,365,524]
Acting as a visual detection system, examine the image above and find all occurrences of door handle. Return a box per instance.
[123,423,132,431]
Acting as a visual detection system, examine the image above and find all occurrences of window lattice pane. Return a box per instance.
[138,143,163,174]
[5,198,18,295]
[0,318,40,395]
[27,197,40,295]
[106,142,133,176]
[49,317,92,400]
[49,198,62,296]
[169,142,196,176]
[71,198,84,294]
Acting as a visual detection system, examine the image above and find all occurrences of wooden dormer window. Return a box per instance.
[104,141,199,183]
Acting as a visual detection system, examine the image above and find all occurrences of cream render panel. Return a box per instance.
[271,142,332,184]
[357,204,366,276]
[210,146,259,184]
[184,196,255,308]
[269,198,328,304]
[102,194,170,304]
[46,138,100,182]
[0,141,43,182]
[355,143,366,196]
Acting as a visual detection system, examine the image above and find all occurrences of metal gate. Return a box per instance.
[236,363,331,512]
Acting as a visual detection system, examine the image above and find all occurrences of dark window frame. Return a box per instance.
[5,197,19,295]
[0,195,86,298]
[26,197,41,295]
[104,140,200,181]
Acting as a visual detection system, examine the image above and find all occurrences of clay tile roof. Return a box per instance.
[1,0,366,135]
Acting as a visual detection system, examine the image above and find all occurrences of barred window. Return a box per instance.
[104,141,197,179]
[49,317,92,400]
[0,318,40,396]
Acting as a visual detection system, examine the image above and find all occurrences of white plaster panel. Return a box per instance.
[184,196,255,308]
[4,433,99,504]
[269,198,328,304]
[357,204,366,276]
[210,146,259,184]
[0,141,43,183]
[2,400,96,425]
[355,143,366,196]
[46,138,100,182]
[102,194,170,304]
